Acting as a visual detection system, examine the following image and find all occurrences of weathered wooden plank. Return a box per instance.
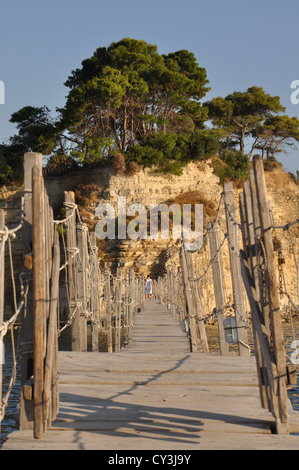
[3,299,299,450]
[76,224,88,351]
[127,268,134,341]
[115,267,122,352]
[0,209,5,421]
[89,232,99,352]
[208,222,229,355]
[104,266,113,353]
[185,252,209,353]
[32,164,44,439]
[43,230,60,427]
[179,248,198,351]
[253,155,289,433]
[4,428,299,450]
[223,182,249,356]
[64,191,80,351]
[20,152,43,431]
[240,183,271,410]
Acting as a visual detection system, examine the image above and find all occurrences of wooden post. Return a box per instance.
[240,252,280,394]
[169,269,172,312]
[179,248,198,352]
[223,182,249,356]
[253,155,289,433]
[76,224,88,351]
[32,164,44,439]
[139,276,144,309]
[164,269,168,307]
[177,268,186,321]
[64,191,80,351]
[128,268,134,341]
[249,167,273,392]
[43,190,51,336]
[172,267,178,318]
[240,184,270,410]
[208,222,229,355]
[43,229,60,428]
[158,277,163,305]
[90,232,99,352]
[115,267,122,352]
[124,269,129,345]
[20,153,43,431]
[249,169,271,338]
[141,275,145,309]
[104,266,113,353]
[160,276,164,305]
[0,209,5,432]
[51,222,59,423]
[185,251,209,353]
[167,267,172,312]
[166,266,171,311]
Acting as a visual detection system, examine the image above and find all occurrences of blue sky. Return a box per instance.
[0,0,298,174]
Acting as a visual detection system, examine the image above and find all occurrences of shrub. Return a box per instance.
[74,182,101,207]
[112,152,126,174]
[0,162,13,184]
[126,161,139,175]
[45,153,78,174]
[126,130,219,176]
[263,155,282,172]
[212,150,249,184]
[0,145,24,184]
[166,190,217,231]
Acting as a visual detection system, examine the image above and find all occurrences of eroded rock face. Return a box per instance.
[263,168,299,314]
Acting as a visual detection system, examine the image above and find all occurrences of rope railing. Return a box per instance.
[157,179,298,356]
[156,157,298,435]
[0,209,29,425]
[52,193,144,350]
[273,218,299,231]
[1,152,146,441]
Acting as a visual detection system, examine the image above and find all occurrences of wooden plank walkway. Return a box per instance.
[2,299,299,450]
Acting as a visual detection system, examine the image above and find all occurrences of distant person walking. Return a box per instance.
[145,275,153,299]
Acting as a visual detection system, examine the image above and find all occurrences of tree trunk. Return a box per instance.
[240,127,246,154]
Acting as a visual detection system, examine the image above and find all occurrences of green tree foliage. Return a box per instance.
[204,86,293,156]
[0,106,59,182]
[204,86,299,179]
[58,38,211,163]
[252,114,299,159]
[1,105,76,181]
[212,149,249,184]
[2,40,299,185]
[9,106,57,154]
[0,147,13,184]
[126,129,219,174]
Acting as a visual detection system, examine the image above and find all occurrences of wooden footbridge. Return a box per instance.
[1,153,299,450]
